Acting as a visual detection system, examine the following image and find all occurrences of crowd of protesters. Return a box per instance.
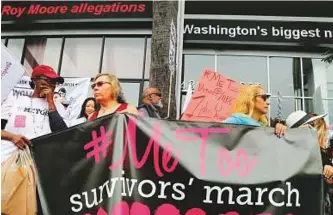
[1,64,332,214]
[224,84,333,215]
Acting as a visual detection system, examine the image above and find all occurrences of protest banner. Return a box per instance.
[31,114,323,215]
[1,76,90,124]
[181,69,240,122]
[1,44,26,103]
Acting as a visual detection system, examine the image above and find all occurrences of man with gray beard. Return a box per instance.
[138,87,162,118]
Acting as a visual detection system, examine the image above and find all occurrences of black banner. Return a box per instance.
[184,19,333,44]
[1,1,152,22]
[31,114,324,215]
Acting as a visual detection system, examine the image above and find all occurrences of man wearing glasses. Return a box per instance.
[138,87,163,118]
[1,65,68,162]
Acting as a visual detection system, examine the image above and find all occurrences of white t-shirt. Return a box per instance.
[1,96,67,163]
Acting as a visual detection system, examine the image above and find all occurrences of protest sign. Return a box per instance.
[181,69,240,122]
[1,76,90,123]
[1,44,25,103]
[181,81,194,114]
[31,114,323,215]
[53,77,91,122]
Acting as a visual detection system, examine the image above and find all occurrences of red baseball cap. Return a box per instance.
[32,65,64,84]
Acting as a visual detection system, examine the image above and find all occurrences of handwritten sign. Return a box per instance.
[181,69,240,122]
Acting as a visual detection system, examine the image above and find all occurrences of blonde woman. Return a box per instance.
[88,73,138,121]
[313,115,333,215]
[312,114,333,183]
[224,84,286,136]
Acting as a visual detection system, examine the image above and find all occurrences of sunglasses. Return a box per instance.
[149,92,162,97]
[256,93,271,101]
[91,81,111,89]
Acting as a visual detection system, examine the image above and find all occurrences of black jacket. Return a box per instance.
[138,104,161,118]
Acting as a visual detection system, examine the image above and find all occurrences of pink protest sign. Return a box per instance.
[181,69,240,122]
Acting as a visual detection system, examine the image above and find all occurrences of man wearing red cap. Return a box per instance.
[1,65,68,162]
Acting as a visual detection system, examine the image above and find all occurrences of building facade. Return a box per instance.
[2,1,333,123]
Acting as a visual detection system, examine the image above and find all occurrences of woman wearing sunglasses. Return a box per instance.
[286,111,332,215]
[223,84,286,137]
[88,73,138,121]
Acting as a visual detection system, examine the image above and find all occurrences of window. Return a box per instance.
[102,38,145,79]
[269,57,301,96]
[23,38,62,73]
[120,82,141,106]
[217,55,268,90]
[145,38,151,79]
[303,58,333,99]
[269,97,302,120]
[182,52,333,124]
[144,81,149,89]
[7,39,25,61]
[61,38,103,77]
[327,100,333,125]
[302,58,333,124]
[182,54,215,91]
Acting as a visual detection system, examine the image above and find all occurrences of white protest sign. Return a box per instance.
[1,44,25,102]
[182,81,194,114]
[1,76,90,124]
[55,77,90,122]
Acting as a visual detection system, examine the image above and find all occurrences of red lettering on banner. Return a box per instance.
[2,6,12,15]
[27,4,68,15]
[137,4,146,12]
[87,5,94,13]
[3,2,147,19]
[1,6,26,18]
[28,4,41,14]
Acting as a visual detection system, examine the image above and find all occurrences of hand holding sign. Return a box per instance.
[181,69,240,122]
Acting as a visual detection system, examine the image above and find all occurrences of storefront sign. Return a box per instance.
[1,1,152,22]
[31,114,323,215]
[184,19,333,44]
